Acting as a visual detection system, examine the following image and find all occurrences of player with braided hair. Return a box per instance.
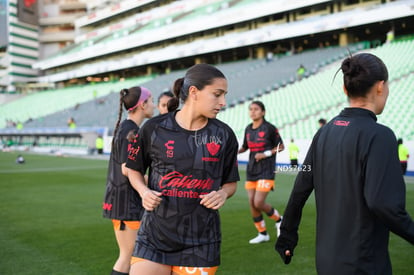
[103,86,155,275]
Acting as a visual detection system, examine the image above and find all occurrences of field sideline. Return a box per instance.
[0,152,413,275]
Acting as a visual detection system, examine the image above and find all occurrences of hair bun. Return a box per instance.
[341,58,361,77]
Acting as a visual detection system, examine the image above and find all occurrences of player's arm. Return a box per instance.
[125,124,162,211]
[128,168,162,211]
[121,163,128,176]
[255,142,284,161]
[200,182,237,210]
[275,133,317,264]
[365,129,414,243]
[239,128,249,154]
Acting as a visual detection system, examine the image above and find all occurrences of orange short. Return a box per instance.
[245,179,274,192]
[112,219,140,231]
[130,257,218,275]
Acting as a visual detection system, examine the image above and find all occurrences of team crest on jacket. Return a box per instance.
[258,131,265,138]
[206,142,220,156]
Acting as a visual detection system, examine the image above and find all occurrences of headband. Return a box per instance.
[128,87,151,111]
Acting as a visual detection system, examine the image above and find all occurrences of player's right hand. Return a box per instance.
[141,189,162,211]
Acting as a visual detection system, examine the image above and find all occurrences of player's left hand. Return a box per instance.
[255,152,266,161]
[200,190,227,210]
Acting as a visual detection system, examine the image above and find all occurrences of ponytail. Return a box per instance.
[112,88,128,148]
[168,77,183,112]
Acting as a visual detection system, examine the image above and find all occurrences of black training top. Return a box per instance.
[241,119,283,180]
[102,119,144,221]
[126,111,240,267]
[278,108,414,274]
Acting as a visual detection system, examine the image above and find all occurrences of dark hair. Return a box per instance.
[397,138,403,145]
[318,118,327,125]
[168,64,226,112]
[341,53,388,98]
[157,91,173,103]
[112,86,142,147]
[250,100,266,112]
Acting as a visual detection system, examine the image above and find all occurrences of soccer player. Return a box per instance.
[398,138,410,175]
[238,101,284,244]
[275,53,414,274]
[157,90,174,115]
[102,86,155,275]
[288,138,299,168]
[126,64,240,275]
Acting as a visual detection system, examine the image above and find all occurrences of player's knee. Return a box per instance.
[253,199,265,210]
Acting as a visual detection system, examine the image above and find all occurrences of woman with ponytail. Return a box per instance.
[103,86,155,275]
[276,53,414,274]
[126,64,240,275]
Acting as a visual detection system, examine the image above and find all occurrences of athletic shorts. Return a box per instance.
[130,257,218,275]
[245,179,274,192]
[112,219,140,231]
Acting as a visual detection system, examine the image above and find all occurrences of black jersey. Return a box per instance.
[241,119,283,181]
[126,111,240,267]
[102,119,144,221]
[278,108,414,274]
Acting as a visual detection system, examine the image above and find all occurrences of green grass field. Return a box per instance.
[0,152,413,274]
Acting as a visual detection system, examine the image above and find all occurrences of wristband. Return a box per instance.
[264,150,272,157]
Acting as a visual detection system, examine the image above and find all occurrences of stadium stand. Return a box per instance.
[4,43,360,130]
[2,38,413,142]
[218,38,414,141]
[1,0,413,173]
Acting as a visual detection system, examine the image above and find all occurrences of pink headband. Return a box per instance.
[128,87,151,111]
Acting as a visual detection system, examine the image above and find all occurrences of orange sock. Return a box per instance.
[267,208,281,222]
[253,216,267,233]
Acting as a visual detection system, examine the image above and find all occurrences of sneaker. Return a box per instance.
[275,216,283,237]
[249,233,270,244]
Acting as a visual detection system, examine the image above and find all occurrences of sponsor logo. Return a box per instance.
[206,142,220,156]
[24,0,36,8]
[102,203,112,211]
[158,171,213,190]
[165,140,175,158]
[247,141,266,152]
[334,120,350,126]
[127,145,140,161]
[195,135,222,147]
[158,171,214,198]
[202,157,219,162]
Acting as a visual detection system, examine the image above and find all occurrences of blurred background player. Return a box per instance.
[67,117,76,129]
[398,138,410,175]
[288,138,299,168]
[276,53,414,274]
[95,134,104,155]
[318,118,327,128]
[157,90,173,115]
[238,101,284,244]
[102,86,155,275]
[126,64,239,275]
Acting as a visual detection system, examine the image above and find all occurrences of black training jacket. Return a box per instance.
[277,108,414,275]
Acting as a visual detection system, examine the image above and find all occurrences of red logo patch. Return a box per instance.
[165,140,175,158]
[102,203,112,211]
[206,142,220,156]
[334,120,350,126]
[258,131,265,138]
[24,0,36,8]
